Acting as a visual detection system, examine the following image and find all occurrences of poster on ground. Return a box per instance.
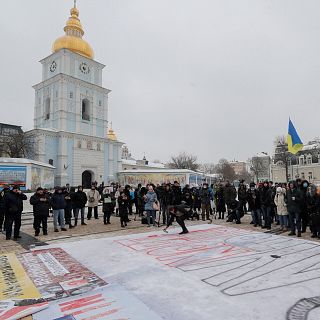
[33,285,163,320]
[0,299,48,320]
[17,248,107,301]
[0,253,40,300]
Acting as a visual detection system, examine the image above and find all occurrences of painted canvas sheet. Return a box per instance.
[0,253,40,300]
[55,225,320,320]
[33,285,162,320]
[17,248,106,301]
[0,299,48,320]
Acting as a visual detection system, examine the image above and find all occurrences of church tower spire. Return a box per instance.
[52,1,94,59]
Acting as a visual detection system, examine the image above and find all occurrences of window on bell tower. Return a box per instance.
[82,99,90,121]
[44,97,50,120]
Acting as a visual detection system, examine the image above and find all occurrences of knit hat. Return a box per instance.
[276,187,282,193]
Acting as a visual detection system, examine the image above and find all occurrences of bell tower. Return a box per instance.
[33,2,109,138]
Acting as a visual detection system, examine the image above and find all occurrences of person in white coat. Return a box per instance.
[87,186,101,220]
[274,187,288,231]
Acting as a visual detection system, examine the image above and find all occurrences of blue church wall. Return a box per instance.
[104,142,109,183]
[45,136,59,169]
[96,120,104,137]
[67,113,76,132]
[67,138,74,184]
[113,145,118,178]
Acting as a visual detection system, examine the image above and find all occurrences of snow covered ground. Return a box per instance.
[47,224,320,320]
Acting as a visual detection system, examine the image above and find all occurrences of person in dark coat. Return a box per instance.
[307,184,319,238]
[171,181,183,205]
[0,185,10,232]
[63,186,74,229]
[134,184,142,218]
[30,187,51,236]
[72,186,87,226]
[247,182,261,227]
[161,184,173,224]
[238,183,248,214]
[226,199,243,224]
[298,179,309,233]
[4,185,27,240]
[118,192,129,228]
[260,181,273,230]
[286,181,303,237]
[200,183,211,221]
[101,187,115,224]
[223,181,237,211]
[164,203,191,234]
[51,186,67,232]
[215,184,226,219]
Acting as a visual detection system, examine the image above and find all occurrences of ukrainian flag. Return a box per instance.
[287,118,303,154]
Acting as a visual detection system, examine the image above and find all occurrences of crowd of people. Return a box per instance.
[1,178,320,239]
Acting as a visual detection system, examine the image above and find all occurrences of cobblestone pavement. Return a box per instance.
[1,211,319,254]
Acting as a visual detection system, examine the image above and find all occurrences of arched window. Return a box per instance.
[45,97,50,120]
[306,155,312,165]
[49,159,54,166]
[97,143,101,151]
[82,99,90,121]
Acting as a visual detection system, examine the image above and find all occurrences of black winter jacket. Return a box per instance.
[4,191,27,215]
[51,192,66,210]
[30,194,51,216]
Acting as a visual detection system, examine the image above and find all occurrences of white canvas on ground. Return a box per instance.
[45,224,320,320]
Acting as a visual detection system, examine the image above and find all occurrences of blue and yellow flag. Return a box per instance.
[287,118,303,154]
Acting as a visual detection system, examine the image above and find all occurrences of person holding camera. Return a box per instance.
[4,185,27,240]
[102,187,115,225]
[118,192,129,228]
[30,187,51,236]
[87,185,100,220]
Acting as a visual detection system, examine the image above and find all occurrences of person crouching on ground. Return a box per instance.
[226,199,243,224]
[163,203,191,235]
[274,187,288,231]
[118,192,129,228]
[30,187,51,236]
[102,187,115,225]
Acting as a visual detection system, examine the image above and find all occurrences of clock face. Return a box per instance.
[79,62,90,74]
[50,61,57,72]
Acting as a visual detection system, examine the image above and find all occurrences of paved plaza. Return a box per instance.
[16,224,320,320]
[1,213,320,319]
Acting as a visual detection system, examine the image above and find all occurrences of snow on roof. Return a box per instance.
[118,169,196,174]
[0,158,55,169]
[302,143,320,151]
[254,152,270,158]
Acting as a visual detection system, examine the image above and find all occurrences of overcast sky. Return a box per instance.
[1,0,319,164]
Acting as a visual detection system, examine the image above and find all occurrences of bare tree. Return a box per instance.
[168,152,200,171]
[274,135,289,182]
[249,157,265,183]
[0,131,36,158]
[236,169,253,182]
[215,159,236,181]
[200,163,216,174]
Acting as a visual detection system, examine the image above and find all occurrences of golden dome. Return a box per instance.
[52,3,94,59]
[107,128,117,141]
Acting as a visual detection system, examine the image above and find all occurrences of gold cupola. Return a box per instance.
[107,123,117,141]
[52,2,94,59]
